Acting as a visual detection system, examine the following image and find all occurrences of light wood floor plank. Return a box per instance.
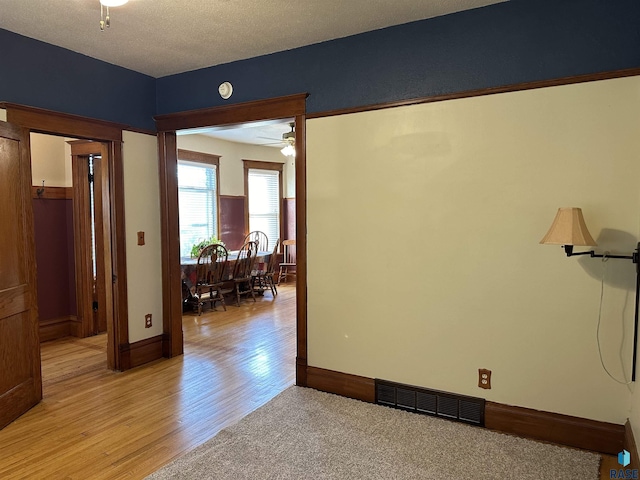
[0,286,296,479]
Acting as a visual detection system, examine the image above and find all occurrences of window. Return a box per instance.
[243,160,283,250]
[178,150,220,258]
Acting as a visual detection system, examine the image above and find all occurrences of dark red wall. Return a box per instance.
[219,196,295,254]
[283,198,296,243]
[220,195,246,250]
[32,198,77,321]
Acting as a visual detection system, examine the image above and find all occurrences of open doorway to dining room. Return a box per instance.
[175,119,296,311]
[174,120,298,402]
[155,94,308,408]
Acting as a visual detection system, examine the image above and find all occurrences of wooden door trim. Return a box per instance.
[107,140,129,370]
[155,94,309,385]
[154,93,308,132]
[92,148,109,338]
[5,104,129,371]
[69,141,111,343]
[158,132,183,358]
[3,103,123,142]
[293,112,307,385]
[70,150,93,338]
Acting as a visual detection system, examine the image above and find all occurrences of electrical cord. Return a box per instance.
[596,253,633,385]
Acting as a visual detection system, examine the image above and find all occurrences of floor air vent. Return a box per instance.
[375,379,485,426]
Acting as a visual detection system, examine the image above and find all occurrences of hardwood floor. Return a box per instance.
[0,285,296,480]
[600,454,618,480]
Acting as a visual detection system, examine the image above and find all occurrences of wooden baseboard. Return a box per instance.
[296,356,307,387]
[161,333,180,358]
[39,315,77,343]
[484,402,624,455]
[306,366,624,454]
[306,366,375,403]
[625,420,639,470]
[128,335,164,369]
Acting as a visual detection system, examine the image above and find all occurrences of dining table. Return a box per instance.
[180,250,272,307]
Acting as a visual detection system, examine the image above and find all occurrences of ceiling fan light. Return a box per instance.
[100,0,129,7]
[281,145,296,157]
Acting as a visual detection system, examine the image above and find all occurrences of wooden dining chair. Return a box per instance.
[195,243,228,314]
[278,239,296,284]
[243,230,268,252]
[231,240,258,306]
[252,238,280,297]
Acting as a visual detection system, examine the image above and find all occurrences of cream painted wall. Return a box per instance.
[30,133,73,187]
[123,131,164,343]
[177,134,290,196]
[0,108,6,121]
[307,76,640,425]
[631,381,640,451]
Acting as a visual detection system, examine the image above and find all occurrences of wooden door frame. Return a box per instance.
[2,103,129,371]
[155,93,309,385]
[69,141,110,340]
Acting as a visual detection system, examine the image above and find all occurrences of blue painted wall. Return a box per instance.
[156,0,640,116]
[2,0,640,131]
[0,29,156,131]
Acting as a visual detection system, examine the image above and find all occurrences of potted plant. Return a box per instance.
[190,236,225,258]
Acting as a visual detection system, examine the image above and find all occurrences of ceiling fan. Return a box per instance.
[259,123,296,157]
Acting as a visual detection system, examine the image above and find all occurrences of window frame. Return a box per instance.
[243,159,284,251]
[177,149,221,257]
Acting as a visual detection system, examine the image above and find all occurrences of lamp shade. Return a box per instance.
[539,207,597,246]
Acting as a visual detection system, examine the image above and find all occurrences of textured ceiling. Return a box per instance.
[0,0,506,78]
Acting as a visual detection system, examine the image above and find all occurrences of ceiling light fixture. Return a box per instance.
[100,0,129,31]
[280,123,296,157]
[280,144,296,157]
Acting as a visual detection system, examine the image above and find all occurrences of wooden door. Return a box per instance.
[0,121,42,429]
[92,145,114,342]
[70,141,115,366]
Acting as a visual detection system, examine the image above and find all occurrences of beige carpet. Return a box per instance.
[146,386,600,480]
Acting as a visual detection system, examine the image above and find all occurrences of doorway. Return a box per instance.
[155,93,308,385]
[31,134,114,378]
[4,103,130,372]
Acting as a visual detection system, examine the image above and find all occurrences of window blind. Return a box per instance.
[248,168,280,250]
[178,162,218,257]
